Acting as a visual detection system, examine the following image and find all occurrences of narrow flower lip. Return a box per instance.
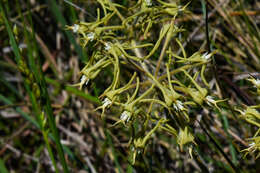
[173,100,184,111]
[72,24,79,33]
[250,78,260,88]
[87,32,95,41]
[201,52,211,61]
[206,95,215,104]
[102,98,112,107]
[249,142,255,147]
[255,79,260,85]
[81,75,89,86]
[120,111,131,122]
[145,0,152,6]
[105,42,111,51]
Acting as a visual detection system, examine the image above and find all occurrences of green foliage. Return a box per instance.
[1,0,260,172]
[66,0,232,167]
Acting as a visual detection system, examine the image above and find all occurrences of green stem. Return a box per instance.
[42,130,59,173]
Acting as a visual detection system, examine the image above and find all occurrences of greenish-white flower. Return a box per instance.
[87,32,95,41]
[120,111,131,122]
[255,79,260,87]
[80,75,89,86]
[177,127,195,151]
[249,78,260,88]
[206,96,215,104]
[145,0,152,6]
[72,24,79,33]
[249,142,256,147]
[173,100,184,111]
[201,52,212,61]
[102,98,112,108]
[105,42,111,51]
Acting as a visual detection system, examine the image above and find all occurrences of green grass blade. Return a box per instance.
[0,159,9,173]
[0,77,23,99]
[46,0,87,62]
[0,93,78,166]
[1,1,68,172]
[44,77,101,104]
[105,129,123,173]
[200,119,240,172]
[0,94,39,128]
[65,86,101,105]
[0,3,21,63]
[22,8,69,173]
[16,2,59,171]
[221,114,238,165]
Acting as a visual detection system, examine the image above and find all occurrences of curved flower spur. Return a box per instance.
[71,58,112,90]
[95,73,138,119]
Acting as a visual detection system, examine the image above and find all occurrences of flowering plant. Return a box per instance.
[67,0,227,164]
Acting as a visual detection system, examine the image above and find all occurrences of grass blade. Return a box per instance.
[46,0,87,62]
[1,1,69,172]
[0,159,9,173]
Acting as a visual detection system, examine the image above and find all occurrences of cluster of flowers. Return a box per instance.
[237,78,260,158]
[67,0,227,164]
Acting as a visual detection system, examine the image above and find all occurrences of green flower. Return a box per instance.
[177,127,195,151]
[237,106,260,127]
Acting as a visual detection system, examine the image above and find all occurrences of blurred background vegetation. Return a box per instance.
[0,0,259,172]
